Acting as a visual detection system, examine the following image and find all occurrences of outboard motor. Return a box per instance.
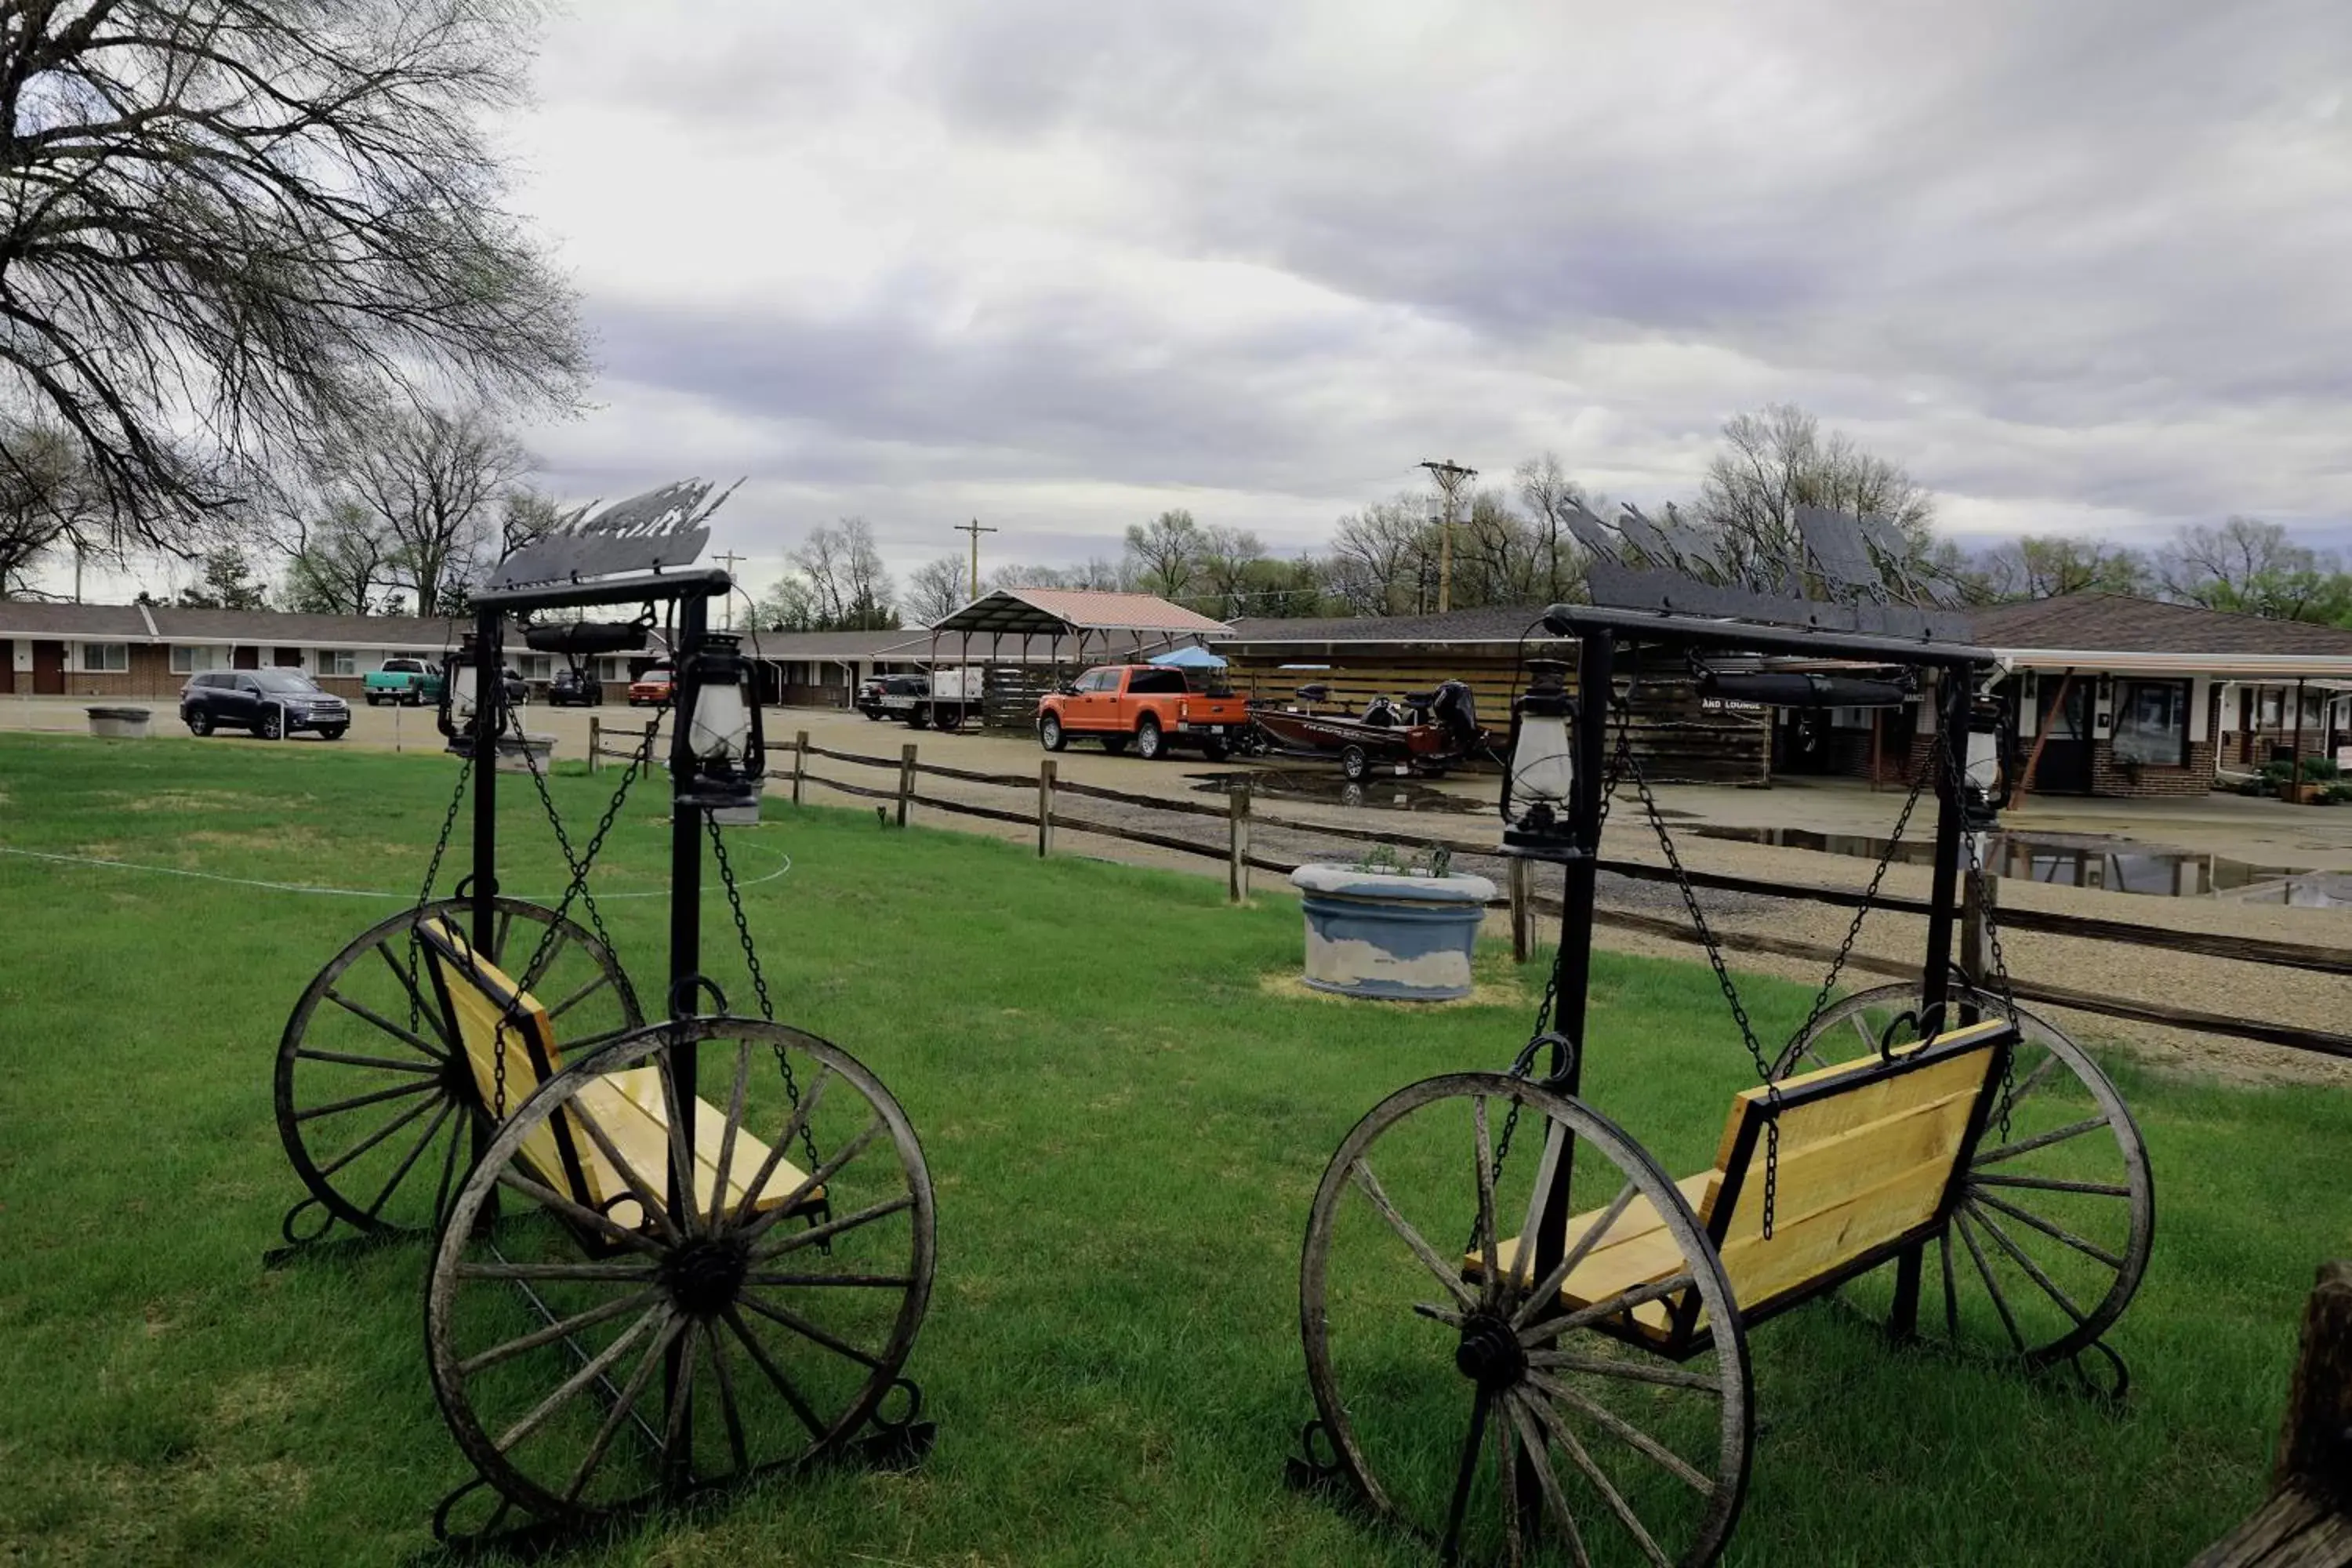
[1431,680,1479,753]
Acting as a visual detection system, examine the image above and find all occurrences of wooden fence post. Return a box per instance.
[896,742,916,827]
[586,715,601,775]
[1509,858,1533,963]
[2189,1260,2352,1566]
[791,729,808,808]
[1037,759,1055,857]
[1228,777,1250,902]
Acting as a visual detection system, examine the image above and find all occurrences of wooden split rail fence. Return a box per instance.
[586,717,2352,1064]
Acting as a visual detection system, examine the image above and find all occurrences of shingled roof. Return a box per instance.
[1219,604,1559,646]
[1966,593,2352,658]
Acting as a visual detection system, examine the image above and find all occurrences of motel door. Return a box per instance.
[2031,677,2093,794]
[31,639,64,695]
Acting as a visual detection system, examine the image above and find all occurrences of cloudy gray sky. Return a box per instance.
[103,0,2352,599]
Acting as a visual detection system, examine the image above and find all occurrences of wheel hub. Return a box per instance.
[660,1236,750,1316]
[1454,1312,1526,1391]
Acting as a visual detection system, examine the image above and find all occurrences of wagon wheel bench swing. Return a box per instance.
[1290,527,2156,1566]
[266,482,938,1543]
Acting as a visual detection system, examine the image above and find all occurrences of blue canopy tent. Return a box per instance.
[1149,644,1227,670]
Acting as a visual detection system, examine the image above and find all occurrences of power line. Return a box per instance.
[1419,459,1478,614]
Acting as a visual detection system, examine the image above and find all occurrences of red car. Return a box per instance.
[626,666,673,706]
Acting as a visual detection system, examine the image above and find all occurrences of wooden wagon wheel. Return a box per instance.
[275,898,642,1241]
[424,1018,935,1523]
[1771,982,2154,1367]
[1302,1072,1752,1567]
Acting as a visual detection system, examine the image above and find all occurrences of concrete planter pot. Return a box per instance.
[1288,864,1499,1001]
[85,706,153,739]
[491,733,557,773]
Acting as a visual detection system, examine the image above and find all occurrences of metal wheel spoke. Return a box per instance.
[1522,1272,1695,1347]
[1973,1172,2129,1198]
[705,1324,751,1474]
[1496,1379,1524,1568]
[735,1115,887,1247]
[742,1272,916,1289]
[295,1076,436,1123]
[1973,1115,2109,1168]
[1525,1384,1674,1568]
[495,1168,671,1258]
[314,1090,441,1179]
[567,1094,687,1244]
[494,1301,666,1454]
[545,971,614,1024]
[726,1066,833,1229]
[375,942,456,1051]
[1954,1210,2027,1353]
[1513,1181,1637,1330]
[459,1288,666,1377]
[457,1258,660,1283]
[1526,1370,1711,1494]
[1505,1392,1594,1568]
[739,1291,885,1370]
[363,1098,455,1221]
[1523,1351,1721,1392]
[561,1309,682,1503]
[721,1307,829,1439]
[1969,1189,2125,1271]
[294,1046,442,1076]
[1472,1098,1501,1307]
[1965,1200,2088,1324]
[708,1043,753,1233]
[1349,1159,1478,1312]
[1438,1386,1490,1564]
[1940,1225,1960,1341]
[754,1193,915,1261]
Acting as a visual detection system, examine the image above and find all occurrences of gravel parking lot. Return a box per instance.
[10,691,2349,1082]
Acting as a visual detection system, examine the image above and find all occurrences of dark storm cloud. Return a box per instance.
[524,0,2352,565]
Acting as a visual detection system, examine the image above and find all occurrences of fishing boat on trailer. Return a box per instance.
[1246,681,1494,780]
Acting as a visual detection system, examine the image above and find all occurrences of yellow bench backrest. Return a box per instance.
[1703,1016,2012,1312]
[417,917,579,1192]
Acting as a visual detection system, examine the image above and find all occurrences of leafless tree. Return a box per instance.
[1696,403,1935,586]
[1325,495,1439,616]
[333,401,530,615]
[1976,535,2149,601]
[1513,452,1592,603]
[984,557,1132,594]
[0,0,591,541]
[498,486,576,565]
[282,496,397,614]
[790,517,895,630]
[2155,517,2321,607]
[905,555,967,625]
[1193,524,1265,619]
[0,419,102,593]
[1123,509,1203,599]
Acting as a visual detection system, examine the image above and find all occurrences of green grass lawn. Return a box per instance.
[0,731,2341,1566]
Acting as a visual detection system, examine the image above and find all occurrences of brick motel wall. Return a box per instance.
[2090,739,2216,797]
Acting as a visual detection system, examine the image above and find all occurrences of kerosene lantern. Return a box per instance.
[1501,659,1580,856]
[437,633,487,755]
[677,632,766,808]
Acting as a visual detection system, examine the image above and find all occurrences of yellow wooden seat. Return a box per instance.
[416,919,818,1225]
[1472,1018,2013,1342]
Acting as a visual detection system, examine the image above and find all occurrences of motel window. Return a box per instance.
[169,644,226,674]
[78,642,129,672]
[517,654,554,681]
[2258,688,2285,728]
[2113,680,2190,768]
[318,649,358,676]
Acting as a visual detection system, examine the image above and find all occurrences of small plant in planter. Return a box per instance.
[1293,840,1495,1001]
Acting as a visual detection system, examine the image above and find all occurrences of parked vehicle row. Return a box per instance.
[856,669,981,730]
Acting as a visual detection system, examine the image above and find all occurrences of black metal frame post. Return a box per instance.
[1529,631,1616,1282]
[661,589,709,1492]
[1888,669,1974,1341]
[470,604,504,954]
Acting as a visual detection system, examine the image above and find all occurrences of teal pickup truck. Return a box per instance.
[362,657,445,706]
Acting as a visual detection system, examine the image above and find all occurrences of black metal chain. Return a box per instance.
[491,719,664,1120]
[405,751,475,1035]
[1950,731,2023,1143]
[1785,728,1942,1052]
[705,814,825,1180]
[509,706,622,963]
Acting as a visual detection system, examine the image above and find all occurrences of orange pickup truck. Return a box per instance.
[1036,665,1251,761]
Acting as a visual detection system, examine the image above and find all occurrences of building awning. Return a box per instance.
[1991,649,2352,680]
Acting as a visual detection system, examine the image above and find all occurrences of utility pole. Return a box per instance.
[1420,459,1476,614]
[953,518,998,603]
[713,550,746,628]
